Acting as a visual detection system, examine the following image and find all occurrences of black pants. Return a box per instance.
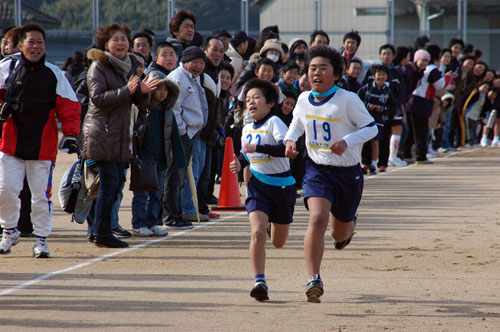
[17,177,33,234]
[404,112,429,161]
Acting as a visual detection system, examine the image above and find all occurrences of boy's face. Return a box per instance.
[450,43,462,57]
[281,97,296,115]
[374,71,387,86]
[219,69,232,91]
[255,64,275,81]
[155,46,178,71]
[282,68,298,85]
[310,34,328,47]
[152,84,168,103]
[245,88,274,121]
[416,59,428,70]
[343,38,357,55]
[380,48,394,66]
[308,56,338,93]
[346,62,361,78]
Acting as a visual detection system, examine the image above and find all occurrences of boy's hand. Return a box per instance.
[229,154,241,173]
[242,143,256,154]
[285,140,299,159]
[329,139,347,155]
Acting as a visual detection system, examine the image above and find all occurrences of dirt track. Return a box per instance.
[1,147,499,331]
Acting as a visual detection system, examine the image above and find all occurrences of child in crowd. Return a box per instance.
[358,65,395,174]
[337,59,362,93]
[229,78,297,302]
[131,73,181,236]
[277,60,300,96]
[284,46,377,303]
[146,41,178,76]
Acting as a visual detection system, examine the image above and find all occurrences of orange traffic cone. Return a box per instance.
[212,137,246,211]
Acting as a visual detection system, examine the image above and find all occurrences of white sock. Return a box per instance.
[493,136,500,142]
[371,160,377,168]
[389,135,400,160]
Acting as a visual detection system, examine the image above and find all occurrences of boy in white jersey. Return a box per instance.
[230,78,296,302]
[284,46,377,303]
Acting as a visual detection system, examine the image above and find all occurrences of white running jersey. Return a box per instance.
[285,89,375,167]
[242,115,290,174]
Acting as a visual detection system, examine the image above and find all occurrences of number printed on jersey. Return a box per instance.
[245,129,272,163]
[306,114,340,150]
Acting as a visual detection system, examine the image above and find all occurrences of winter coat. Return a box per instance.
[82,49,150,162]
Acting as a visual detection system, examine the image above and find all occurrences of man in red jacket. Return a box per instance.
[0,24,81,258]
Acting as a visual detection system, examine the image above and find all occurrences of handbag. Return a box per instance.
[129,157,159,192]
[129,107,160,192]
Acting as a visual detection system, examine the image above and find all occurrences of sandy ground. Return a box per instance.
[0,147,499,331]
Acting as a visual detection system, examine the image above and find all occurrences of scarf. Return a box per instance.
[105,51,132,80]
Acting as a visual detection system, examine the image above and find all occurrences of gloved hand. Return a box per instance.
[58,136,79,154]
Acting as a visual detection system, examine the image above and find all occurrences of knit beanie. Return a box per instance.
[181,46,207,63]
[413,49,430,63]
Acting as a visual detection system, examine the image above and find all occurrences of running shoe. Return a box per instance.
[305,278,324,303]
[33,237,50,258]
[0,229,20,255]
[250,281,269,301]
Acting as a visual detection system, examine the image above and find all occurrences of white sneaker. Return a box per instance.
[426,151,437,159]
[0,229,20,254]
[150,225,168,236]
[131,227,154,237]
[388,157,408,167]
[437,147,448,153]
[480,137,489,147]
[491,140,500,147]
[33,237,50,258]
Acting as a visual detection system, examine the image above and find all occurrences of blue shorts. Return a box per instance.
[303,159,364,222]
[245,175,296,225]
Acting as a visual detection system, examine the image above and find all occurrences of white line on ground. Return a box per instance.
[0,212,247,297]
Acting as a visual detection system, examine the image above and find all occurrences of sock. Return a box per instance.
[310,273,321,281]
[493,136,499,142]
[255,274,266,283]
[389,135,400,160]
[371,160,377,168]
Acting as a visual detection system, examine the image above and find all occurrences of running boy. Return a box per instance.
[284,46,377,303]
[229,78,296,302]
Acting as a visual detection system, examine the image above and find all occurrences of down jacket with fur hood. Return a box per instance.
[82,49,150,162]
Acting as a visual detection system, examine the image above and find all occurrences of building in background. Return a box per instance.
[252,0,500,70]
[0,0,60,29]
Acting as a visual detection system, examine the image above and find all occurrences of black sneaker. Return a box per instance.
[305,278,324,303]
[369,166,377,175]
[334,215,356,250]
[165,219,194,230]
[95,235,129,248]
[112,226,132,238]
[207,195,219,205]
[250,281,269,301]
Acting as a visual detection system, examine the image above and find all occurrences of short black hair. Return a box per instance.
[243,78,279,112]
[202,35,223,50]
[414,35,430,49]
[143,28,155,37]
[347,58,362,68]
[306,46,343,77]
[219,60,235,79]
[19,23,46,42]
[132,31,153,47]
[394,46,410,65]
[281,60,300,74]
[343,30,361,47]
[155,41,176,55]
[475,49,482,59]
[463,43,474,54]
[459,54,476,64]
[426,44,441,62]
[448,38,464,49]
[283,90,297,101]
[256,57,277,74]
[310,30,330,45]
[280,42,289,54]
[372,64,389,76]
[379,43,395,55]
[440,48,451,57]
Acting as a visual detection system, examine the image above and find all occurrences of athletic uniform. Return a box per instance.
[239,113,296,224]
[284,87,377,222]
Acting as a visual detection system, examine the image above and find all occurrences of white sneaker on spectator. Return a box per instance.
[491,140,500,147]
[132,227,154,237]
[480,136,489,147]
[388,157,407,167]
[437,147,448,153]
[33,237,50,258]
[150,226,168,236]
[426,151,438,159]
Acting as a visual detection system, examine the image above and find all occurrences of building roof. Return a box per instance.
[0,0,61,29]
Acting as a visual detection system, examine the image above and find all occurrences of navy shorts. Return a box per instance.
[245,176,296,225]
[303,159,364,222]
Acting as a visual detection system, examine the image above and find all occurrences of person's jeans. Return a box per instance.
[132,167,165,229]
[111,168,127,229]
[94,161,127,237]
[197,143,212,215]
[181,138,206,217]
[163,134,193,224]
[442,111,453,148]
